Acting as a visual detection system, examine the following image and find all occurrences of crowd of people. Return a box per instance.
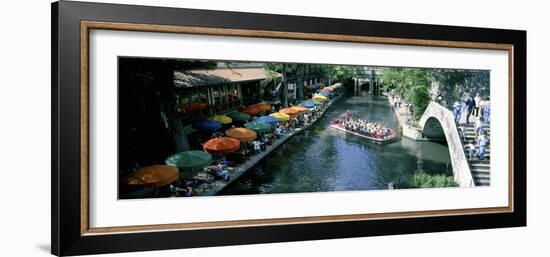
[454,93,491,161]
[330,111,395,140]
[453,93,491,126]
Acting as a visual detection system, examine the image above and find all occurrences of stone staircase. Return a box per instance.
[459,122,491,186]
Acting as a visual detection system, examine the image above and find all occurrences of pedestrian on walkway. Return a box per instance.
[453,100,462,123]
[467,142,476,161]
[465,94,474,124]
[477,133,489,160]
[482,97,491,125]
[473,93,481,116]
[475,117,484,139]
[458,101,468,126]
[253,140,261,155]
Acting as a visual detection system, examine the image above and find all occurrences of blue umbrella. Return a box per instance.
[192,120,222,131]
[256,116,278,127]
[299,101,315,108]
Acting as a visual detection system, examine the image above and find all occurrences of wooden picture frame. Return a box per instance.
[52,1,526,256]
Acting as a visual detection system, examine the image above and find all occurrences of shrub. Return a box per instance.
[408,173,457,188]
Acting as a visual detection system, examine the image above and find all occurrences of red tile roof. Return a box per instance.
[174,68,281,88]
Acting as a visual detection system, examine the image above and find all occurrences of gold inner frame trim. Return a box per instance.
[80,20,514,236]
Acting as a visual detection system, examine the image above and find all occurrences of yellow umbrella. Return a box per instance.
[290,106,309,113]
[312,95,328,102]
[225,127,257,142]
[209,115,232,124]
[270,112,290,121]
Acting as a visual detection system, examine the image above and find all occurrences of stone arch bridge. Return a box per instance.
[418,102,475,187]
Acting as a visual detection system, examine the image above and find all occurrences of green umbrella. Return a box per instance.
[244,121,272,133]
[227,111,251,122]
[165,151,212,177]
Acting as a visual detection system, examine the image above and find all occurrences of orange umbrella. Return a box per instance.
[241,106,261,115]
[323,87,335,92]
[256,104,272,111]
[225,127,257,142]
[279,108,299,116]
[203,137,241,154]
[122,165,179,188]
[290,106,309,113]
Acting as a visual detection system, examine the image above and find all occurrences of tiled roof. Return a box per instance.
[174,68,280,88]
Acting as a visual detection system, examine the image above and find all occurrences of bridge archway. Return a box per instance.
[422,117,446,142]
[418,102,475,187]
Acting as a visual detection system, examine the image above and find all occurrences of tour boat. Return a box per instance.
[329,119,397,143]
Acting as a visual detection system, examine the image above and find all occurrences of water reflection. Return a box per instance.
[220,94,452,195]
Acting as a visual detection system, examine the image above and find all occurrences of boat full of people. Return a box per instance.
[329,113,397,143]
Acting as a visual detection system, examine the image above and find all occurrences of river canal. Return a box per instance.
[219,93,452,195]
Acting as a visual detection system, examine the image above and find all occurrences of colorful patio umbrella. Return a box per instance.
[241,106,261,115]
[208,115,232,124]
[122,165,179,188]
[290,106,309,113]
[320,91,332,97]
[256,104,272,111]
[193,120,222,131]
[225,127,257,142]
[203,137,241,154]
[312,95,328,102]
[244,121,272,133]
[270,112,290,121]
[279,108,300,116]
[165,151,212,170]
[256,116,278,126]
[323,87,334,92]
[299,101,315,108]
[226,111,251,122]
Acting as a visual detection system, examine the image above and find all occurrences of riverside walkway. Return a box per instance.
[194,95,342,196]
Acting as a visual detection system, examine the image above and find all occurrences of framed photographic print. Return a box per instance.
[51,1,526,256]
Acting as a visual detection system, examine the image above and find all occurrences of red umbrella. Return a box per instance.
[203,137,241,154]
[241,106,261,115]
[256,104,272,111]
